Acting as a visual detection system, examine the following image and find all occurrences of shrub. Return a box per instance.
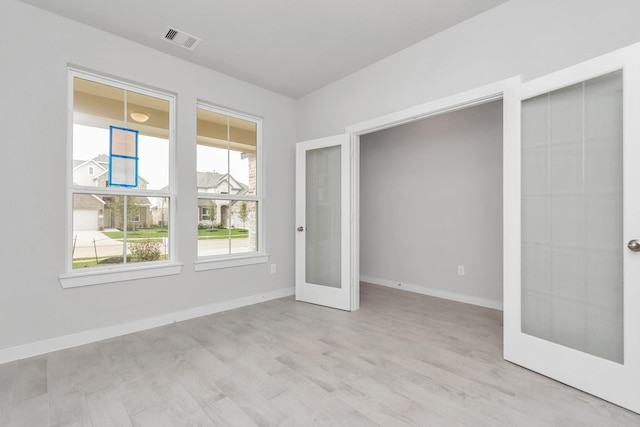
[130,239,161,262]
[198,220,213,229]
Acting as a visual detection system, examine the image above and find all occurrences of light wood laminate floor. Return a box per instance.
[1,283,639,426]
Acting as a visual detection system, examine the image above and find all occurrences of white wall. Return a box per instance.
[297,0,640,141]
[360,101,503,307]
[0,1,297,355]
[5,0,640,358]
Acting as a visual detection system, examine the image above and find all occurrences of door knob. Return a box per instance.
[628,240,640,252]
[297,226,304,232]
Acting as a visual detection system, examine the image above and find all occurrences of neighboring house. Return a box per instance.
[151,171,253,230]
[196,171,248,228]
[72,155,152,230]
[72,193,106,231]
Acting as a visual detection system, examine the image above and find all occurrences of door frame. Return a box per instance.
[345,76,521,310]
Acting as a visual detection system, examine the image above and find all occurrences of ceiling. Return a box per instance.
[18,0,509,98]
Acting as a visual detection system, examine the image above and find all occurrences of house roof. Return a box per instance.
[92,154,109,164]
[197,171,247,194]
[72,158,108,172]
[137,197,152,207]
[196,171,225,189]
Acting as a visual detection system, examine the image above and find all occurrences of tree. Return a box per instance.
[208,200,217,229]
[239,202,248,229]
[158,197,167,231]
[104,195,140,231]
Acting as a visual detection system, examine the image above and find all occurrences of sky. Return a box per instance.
[73,124,250,190]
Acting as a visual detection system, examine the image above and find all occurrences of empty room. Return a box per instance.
[2,0,640,425]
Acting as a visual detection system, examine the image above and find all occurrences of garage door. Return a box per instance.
[73,209,98,231]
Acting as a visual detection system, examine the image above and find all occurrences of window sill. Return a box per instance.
[59,262,183,288]
[194,253,269,271]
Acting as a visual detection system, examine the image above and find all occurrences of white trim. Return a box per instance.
[195,103,264,259]
[66,68,178,276]
[0,286,293,365]
[361,276,503,311]
[344,76,520,314]
[194,253,269,271]
[503,78,523,361]
[350,134,360,311]
[59,262,183,288]
[71,186,171,198]
[346,78,519,136]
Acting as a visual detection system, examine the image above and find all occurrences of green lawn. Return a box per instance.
[102,228,168,240]
[198,228,248,239]
[101,227,248,240]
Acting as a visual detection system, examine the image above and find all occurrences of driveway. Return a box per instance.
[72,229,124,259]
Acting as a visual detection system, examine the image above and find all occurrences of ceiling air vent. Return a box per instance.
[162,26,201,51]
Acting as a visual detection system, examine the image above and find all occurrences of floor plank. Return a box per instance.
[2,283,640,426]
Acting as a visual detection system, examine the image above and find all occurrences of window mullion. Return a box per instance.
[196,193,258,202]
[123,195,128,264]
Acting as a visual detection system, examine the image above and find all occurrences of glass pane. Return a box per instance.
[306,145,341,288]
[230,200,257,254]
[150,196,170,258]
[74,77,125,134]
[72,193,125,268]
[73,78,170,191]
[127,91,170,190]
[521,70,623,363]
[124,195,169,263]
[229,117,257,196]
[73,194,169,268]
[197,109,229,194]
[73,78,124,182]
[197,199,256,256]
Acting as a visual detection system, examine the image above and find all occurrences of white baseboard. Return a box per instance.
[0,287,294,365]
[361,275,503,311]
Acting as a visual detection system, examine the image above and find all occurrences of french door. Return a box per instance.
[504,43,640,413]
[295,134,357,311]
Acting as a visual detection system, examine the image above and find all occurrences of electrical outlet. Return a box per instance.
[270,264,277,274]
[458,265,465,276]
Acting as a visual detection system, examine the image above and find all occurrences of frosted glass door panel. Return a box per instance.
[521,71,623,363]
[306,145,341,288]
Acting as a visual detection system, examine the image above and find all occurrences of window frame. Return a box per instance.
[194,102,268,271]
[60,68,181,288]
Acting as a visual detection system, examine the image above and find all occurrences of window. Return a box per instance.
[65,70,176,283]
[196,104,262,264]
[200,207,211,222]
